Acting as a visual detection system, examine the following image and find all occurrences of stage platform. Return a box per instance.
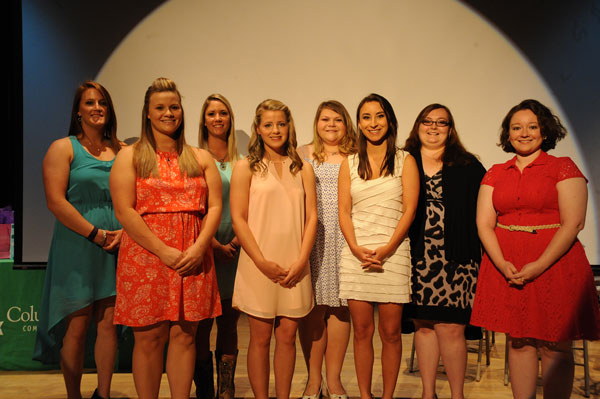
[1,312,598,398]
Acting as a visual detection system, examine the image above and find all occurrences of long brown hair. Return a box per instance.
[133,77,201,178]
[311,100,357,163]
[198,93,240,166]
[404,103,477,166]
[247,99,303,175]
[356,93,398,180]
[68,81,120,153]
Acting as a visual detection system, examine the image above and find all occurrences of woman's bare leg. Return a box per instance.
[132,322,169,399]
[435,323,466,399]
[93,297,117,398]
[299,305,327,396]
[540,340,573,399]
[166,321,199,399]
[273,316,300,399]
[324,306,350,395]
[377,303,403,399]
[60,305,92,399]
[413,320,440,399]
[347,300,375,399]
[509,337,539,399]
[247,315,274,399]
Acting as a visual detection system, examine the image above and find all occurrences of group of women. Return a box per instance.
[34,77,600,399]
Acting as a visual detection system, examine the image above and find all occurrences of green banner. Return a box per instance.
[0,262,53,370]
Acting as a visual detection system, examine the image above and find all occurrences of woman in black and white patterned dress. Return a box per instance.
[403,104,485,399]
[298,100,357,399]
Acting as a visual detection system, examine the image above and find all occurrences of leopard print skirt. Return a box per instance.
[408,171,478,323]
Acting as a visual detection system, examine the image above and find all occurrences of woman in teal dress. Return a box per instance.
[34,81,122,399]
[194,94,241,399]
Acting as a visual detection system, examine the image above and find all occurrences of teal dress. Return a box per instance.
[214,161,238,300]
[33,136,121,364]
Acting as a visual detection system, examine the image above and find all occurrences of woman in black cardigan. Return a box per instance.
[403,104,485,399]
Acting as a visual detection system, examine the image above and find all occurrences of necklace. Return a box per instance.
[208,149,228,170]
[82,134,104,155]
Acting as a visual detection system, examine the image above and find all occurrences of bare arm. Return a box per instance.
[230,159,287,282]
[281,161,318,287]
[476,184,520,284]
[109,146,182,267]
[297,144,314,160]
[337,158,377,267]
[371,153,420,264]
[172,148,223,275]
[513,177,588,282]
[43,137,109,247]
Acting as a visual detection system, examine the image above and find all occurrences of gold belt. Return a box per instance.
[496,222,560,234]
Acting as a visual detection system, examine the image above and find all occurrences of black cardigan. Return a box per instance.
[408,151,486,264]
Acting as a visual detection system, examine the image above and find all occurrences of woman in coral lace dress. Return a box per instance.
[471,99,600,399]
[110,78,222,399]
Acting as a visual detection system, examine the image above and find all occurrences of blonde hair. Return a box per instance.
[198,94,239,166]
[133,77,201,178]
[311,100,357,163]
[248,99,303,175]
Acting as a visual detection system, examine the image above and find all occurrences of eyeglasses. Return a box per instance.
[421,119,450,127]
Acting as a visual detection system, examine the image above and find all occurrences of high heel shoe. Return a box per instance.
[322,380,348,399]
[301,379,323,399]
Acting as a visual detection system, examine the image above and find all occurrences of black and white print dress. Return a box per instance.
[308,159,347,307]
[410,170,477,323]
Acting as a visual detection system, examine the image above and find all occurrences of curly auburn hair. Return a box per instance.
[498,99,566,153]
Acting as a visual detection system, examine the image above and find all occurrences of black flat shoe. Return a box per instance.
[91,388,109,399]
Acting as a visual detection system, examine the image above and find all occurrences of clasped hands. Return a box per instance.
[258,259,306,288]
[160,243,207,276]
[500,260,545,286]
[214,240,240,263]
[351,245,389,272]
[94,229,122,252]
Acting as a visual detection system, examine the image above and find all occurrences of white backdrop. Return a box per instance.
[96,0,597,262]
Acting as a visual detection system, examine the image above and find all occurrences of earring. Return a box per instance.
[77,115,82,122]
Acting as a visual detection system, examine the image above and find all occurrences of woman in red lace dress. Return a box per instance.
[110,78,222,399]
[471,99,600,399]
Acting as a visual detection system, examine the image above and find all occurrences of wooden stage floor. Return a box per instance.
[1,312,598,398]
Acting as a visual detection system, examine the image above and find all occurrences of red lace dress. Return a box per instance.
[114,151,221,326]
[471,152,600,341]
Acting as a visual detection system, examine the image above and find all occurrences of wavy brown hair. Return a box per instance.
[356,93,398,180]
[498,99,567,153]
[133,77,201,178]
[198,93,240,166]
[404,103,477,166]
[247,99,303,175]
[68,81,120,153]
[310,100,357,163]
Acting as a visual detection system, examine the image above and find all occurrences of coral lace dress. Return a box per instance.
[471,152,600,341]
[115,151,221,326]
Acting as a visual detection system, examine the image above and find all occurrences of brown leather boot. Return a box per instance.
[216,350,238,399]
